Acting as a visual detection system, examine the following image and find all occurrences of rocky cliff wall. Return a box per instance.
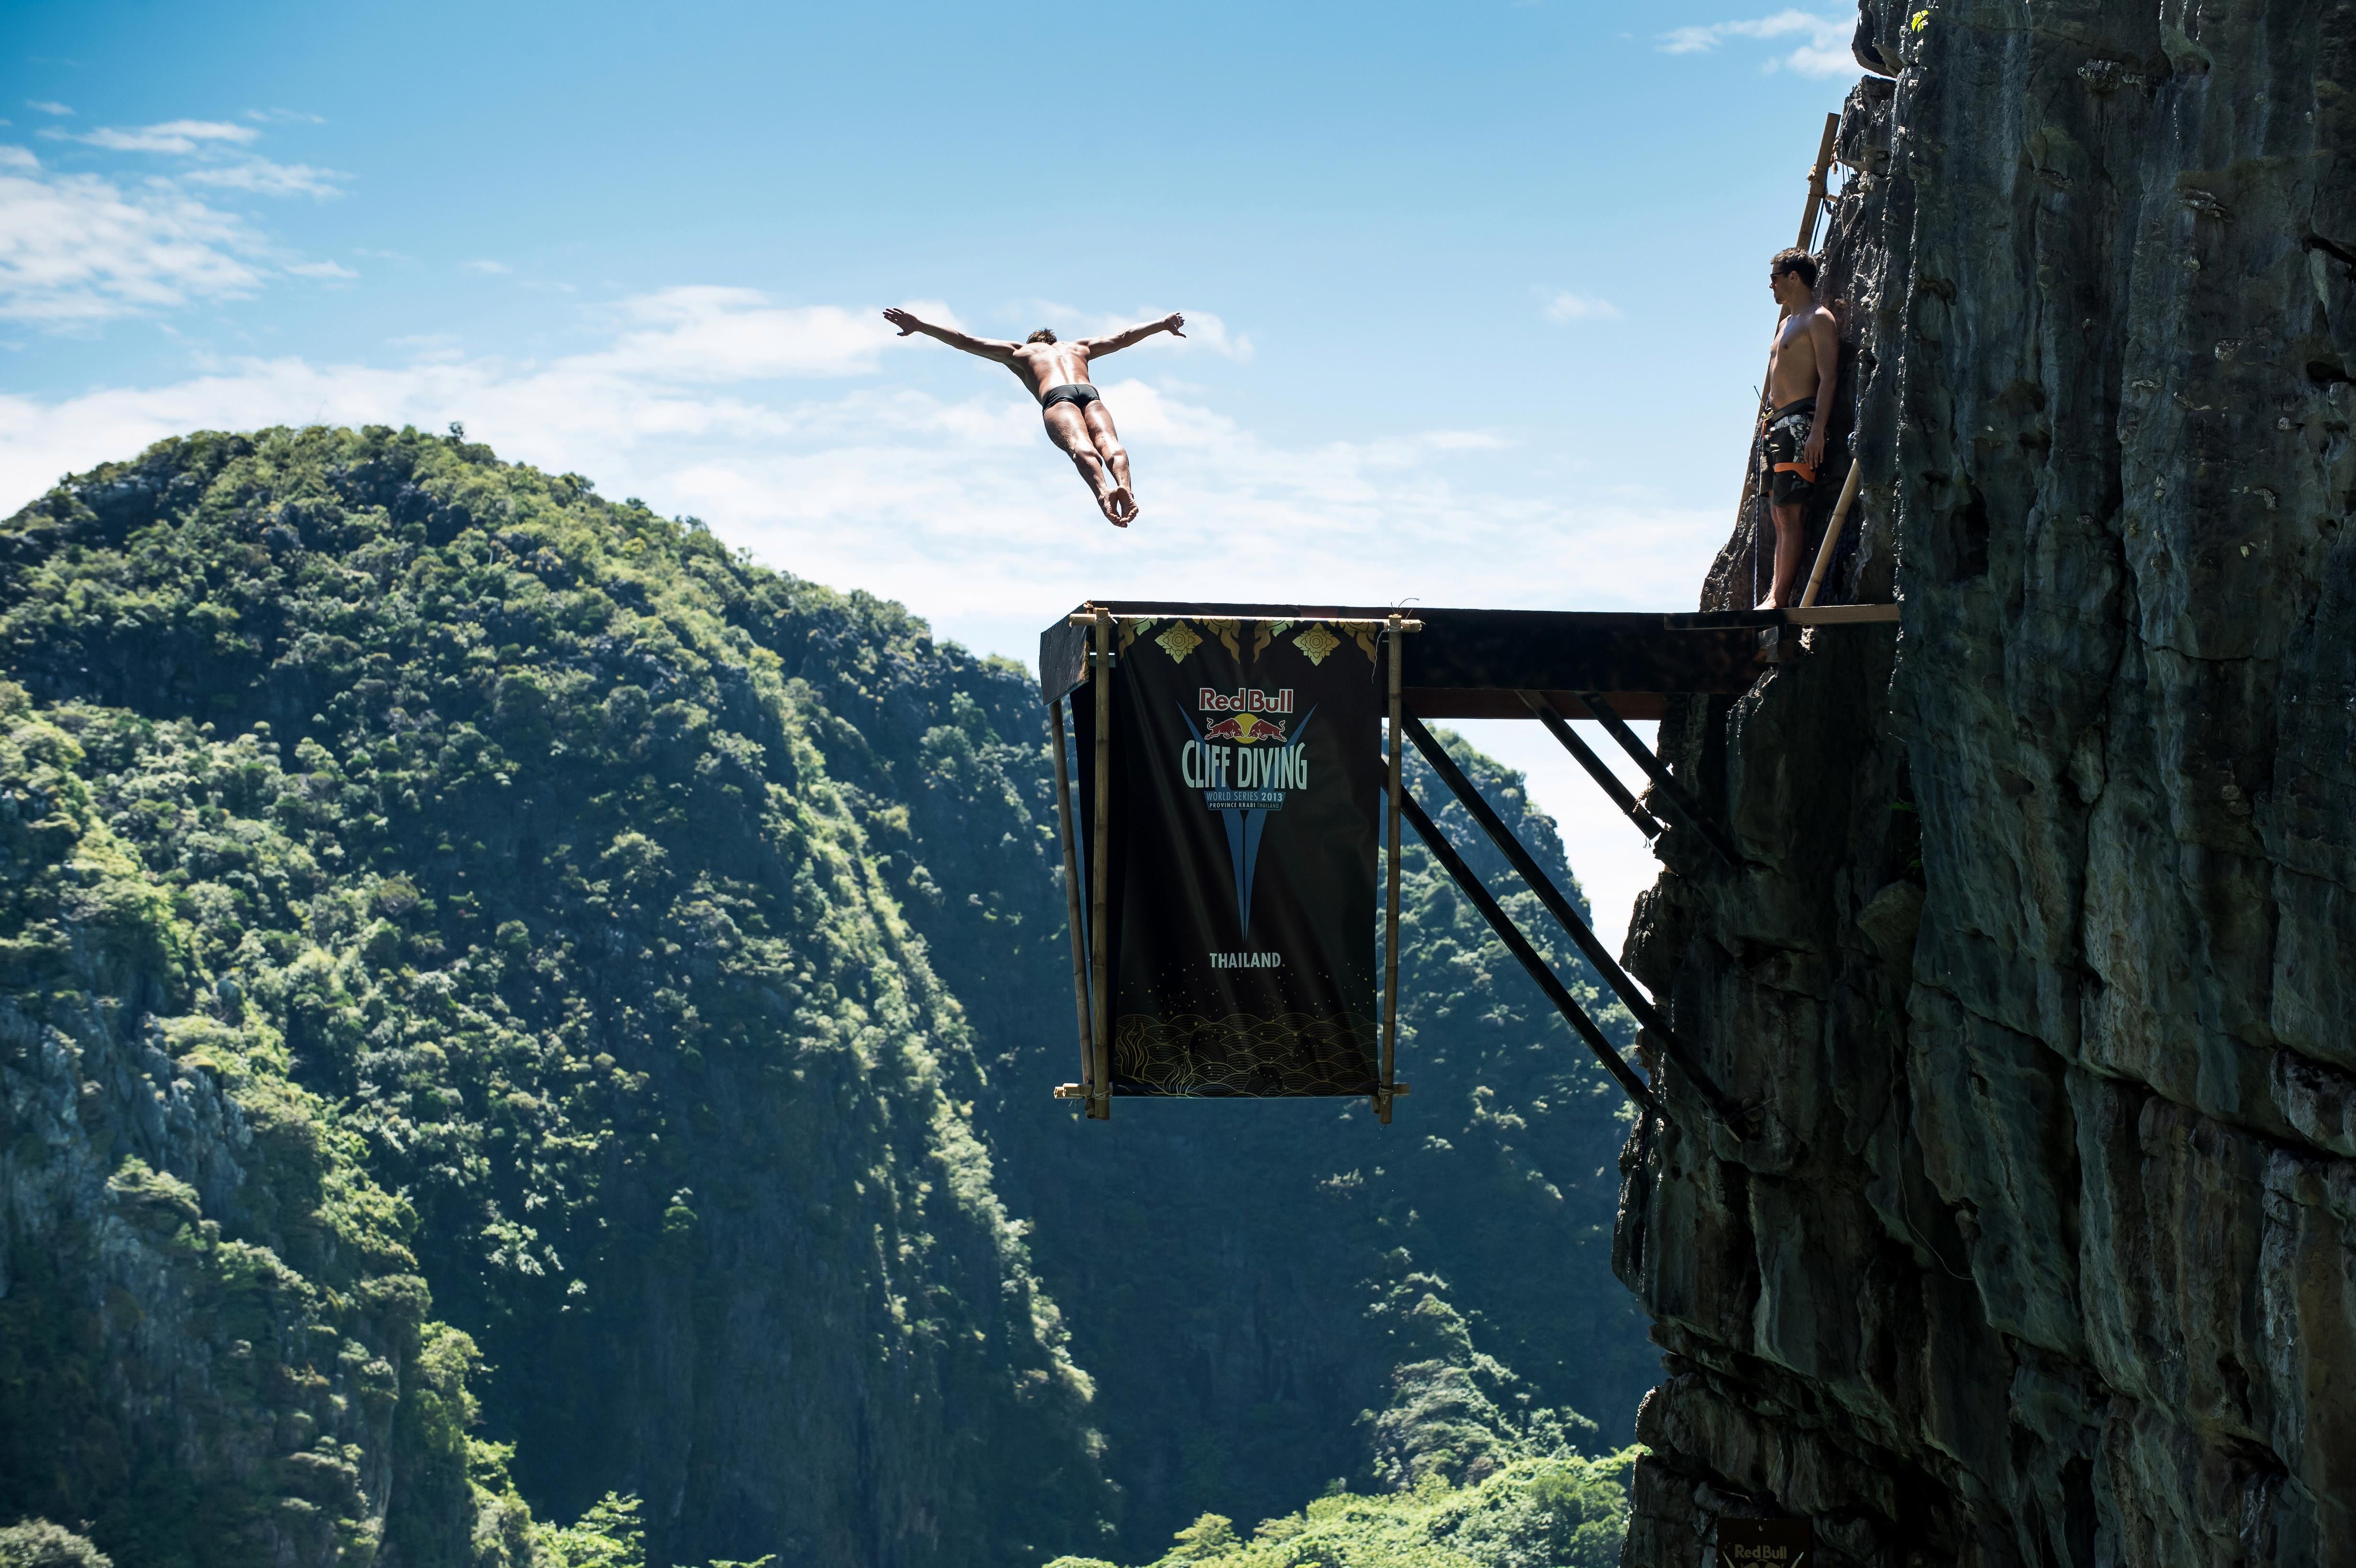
[1615,1,2356,1564]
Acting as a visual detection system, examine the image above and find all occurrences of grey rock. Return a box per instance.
[1616,0,2356,1562]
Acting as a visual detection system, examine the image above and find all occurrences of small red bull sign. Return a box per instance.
[1715,1518,1811,1567]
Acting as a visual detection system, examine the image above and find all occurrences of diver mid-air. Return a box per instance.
[883,305,1186,527]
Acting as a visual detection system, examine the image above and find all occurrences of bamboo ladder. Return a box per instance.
[1793,111,1864,614]
[1755,112,1867,619]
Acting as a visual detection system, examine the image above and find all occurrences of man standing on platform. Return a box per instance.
[882,305,1186,528]
[1756,249,1840,609]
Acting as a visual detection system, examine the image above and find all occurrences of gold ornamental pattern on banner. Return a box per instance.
[1111,1011,1383,1096]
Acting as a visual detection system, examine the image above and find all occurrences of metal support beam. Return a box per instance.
[1516,690,1662,839]
[1398,711,1743,1126]
[1392,782,1658,1115]
[1578,691,1744,871]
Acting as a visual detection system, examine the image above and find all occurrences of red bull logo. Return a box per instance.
[1200,686,1295,716]
[1202,712,1288,745]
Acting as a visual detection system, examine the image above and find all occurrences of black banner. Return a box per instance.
[1076,617,1383,1095]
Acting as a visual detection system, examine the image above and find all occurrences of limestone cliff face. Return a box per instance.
[1614,2,2356,1563]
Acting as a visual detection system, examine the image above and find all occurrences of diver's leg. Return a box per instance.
[1044,403,1125,526]
[1082,401,1136,522]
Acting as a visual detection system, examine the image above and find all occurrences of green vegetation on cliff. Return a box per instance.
[1045,1451,1634,1568]
[0,425,1651,1566]
[0,425,1106,1566]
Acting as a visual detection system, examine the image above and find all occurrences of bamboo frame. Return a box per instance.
[1797,110,1839,250]
[1047,699,1094,1103]
[1784,602,1895,624]
[1798,457,1865,609]
[1069,610,1424,632]
[1378,614,1404,1124]
[1088,610,1113,1120]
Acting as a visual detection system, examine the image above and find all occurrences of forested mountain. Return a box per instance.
[0,426,1649,1568]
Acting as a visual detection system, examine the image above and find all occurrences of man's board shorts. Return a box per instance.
[1759,397,1818,504]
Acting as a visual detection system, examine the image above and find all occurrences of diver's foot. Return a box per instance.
[1097,491,1129,528]
[1106,485,1136,523]
[1756,594,1783,611]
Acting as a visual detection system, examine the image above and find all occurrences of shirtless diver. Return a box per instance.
[883,306,1186,527]
[1757,249,1841,609]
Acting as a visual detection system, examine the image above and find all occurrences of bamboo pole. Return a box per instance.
[1088,610,1113,1120]
[1047,699,1094,1101]
[1784,602,1896,625]
[1798,458,1865,609]
[1068,612,1422,632]
[1797,110,1839,250]
[1378,614,1404,1124]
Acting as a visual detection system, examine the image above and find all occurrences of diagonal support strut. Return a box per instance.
[1398,711,1744,1126]
[1577,692,1744,871]
[1516,690,1663,840]
[1391,780,1658,1115]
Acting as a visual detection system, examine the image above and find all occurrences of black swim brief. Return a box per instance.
[1759,397,1818,504]
[1041,383,1101,411]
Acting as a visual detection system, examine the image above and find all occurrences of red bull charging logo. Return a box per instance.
[1198,687,1294,745]
[1201,712,1287,744]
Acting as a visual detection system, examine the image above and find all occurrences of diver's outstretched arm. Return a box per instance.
[883,307,1019,361]
[1077,312,1186,358]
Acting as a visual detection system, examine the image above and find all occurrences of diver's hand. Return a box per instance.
[1163,312,1186,338]
[883,307,922,337]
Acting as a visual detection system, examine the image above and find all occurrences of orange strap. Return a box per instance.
[1772,460,1819,483]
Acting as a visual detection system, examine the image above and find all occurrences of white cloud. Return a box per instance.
[27,101,72,117]
[0,286,1728,663]
[586,287,904,381]
[0,149,263,321]
[461,259,511,274]
[1658,10,1856,76]
[1009,300,1254,361]
[182,158,346,198]
[1541,290,1620,323]
[244,108,325,124]
[284,259,358,279]
[70,119,261,154]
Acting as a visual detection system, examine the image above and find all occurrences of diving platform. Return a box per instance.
[1038,600,1896,721]
[1038,599,1898,1128]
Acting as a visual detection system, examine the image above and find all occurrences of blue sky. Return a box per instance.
[0,0,1859,948]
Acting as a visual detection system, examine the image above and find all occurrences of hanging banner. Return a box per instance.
[1076,617,1383,1095]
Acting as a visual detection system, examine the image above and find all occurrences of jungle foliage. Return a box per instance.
[0,426,1651,1568]
[1043,1450,1636,1568]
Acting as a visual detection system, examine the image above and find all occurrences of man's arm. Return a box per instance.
[883,307,1019,362]
[1804,308,1840,468]
[1076,312,1187,358]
